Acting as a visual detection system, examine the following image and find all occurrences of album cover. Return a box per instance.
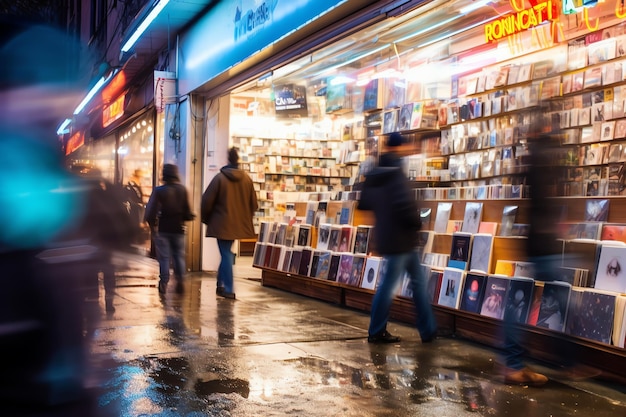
[347,255,366,287]
[438,267,465,309]
[336,254,354,285]
[361,256,383,290]
[585,199,609,221]
[459,271,488,314]
[569,289,616,344]
[537,281,571,332]
[298,248,313,276]
[327,253,342,282]
[427,268,444,303]
[316,251,332,280]
[595,243,626,293]
[503,277,535,324]
[499,205,518,236]
[469,233,494,274]
[317,223,332,251]
[480,275,510,320]
[461,202,483,234]
[434,202,453,233]
[448,232,472,270]
[353,225,373,255]
[398,103,414,131]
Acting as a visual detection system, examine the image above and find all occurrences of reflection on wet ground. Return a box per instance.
[89,253,626,417]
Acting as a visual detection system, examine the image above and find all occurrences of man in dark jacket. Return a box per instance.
[358,132,437,343]
[201,147,258,299]
[144,164,195,295]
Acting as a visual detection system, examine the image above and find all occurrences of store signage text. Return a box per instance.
[102,94,125,128]
[484,1,556,42]
[234,0,277,41]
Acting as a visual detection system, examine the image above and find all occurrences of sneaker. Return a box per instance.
[502,366,548,386]
[216,286,225,295]
[158,281,167,294]
[368,330,401,344]
[218,291,236,299]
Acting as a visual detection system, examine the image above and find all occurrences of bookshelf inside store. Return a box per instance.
[238,17,626,383]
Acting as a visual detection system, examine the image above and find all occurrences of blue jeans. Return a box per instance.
[369,249,437,339]
[154,232,186,284]
[217,239,234,293]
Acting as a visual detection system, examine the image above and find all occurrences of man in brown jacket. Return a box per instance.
[201,147,258,299]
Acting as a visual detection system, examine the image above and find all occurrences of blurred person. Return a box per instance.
[358,132,437,344]
[499,131,563,386]
[144,164,195,295]
[76,166,139,314]
[0,17,118,416]
[201,147,258,299]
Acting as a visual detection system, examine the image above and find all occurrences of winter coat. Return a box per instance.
[144,182,194,234]
[201,165,258,240]
[358,152,421,255]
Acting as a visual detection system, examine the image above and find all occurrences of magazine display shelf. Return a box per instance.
[260,198,626,383]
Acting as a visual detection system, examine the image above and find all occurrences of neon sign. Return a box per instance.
[484,1,556,42]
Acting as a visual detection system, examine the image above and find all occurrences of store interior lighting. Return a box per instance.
[459,0,492,14]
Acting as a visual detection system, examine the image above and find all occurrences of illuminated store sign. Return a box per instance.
[65,131,85,155]
[234,1,276,41]
[102,94,125,128]
[484,1,556,42]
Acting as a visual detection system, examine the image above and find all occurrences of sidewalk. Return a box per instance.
[88,251,626,417]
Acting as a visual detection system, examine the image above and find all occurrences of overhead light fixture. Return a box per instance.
[56,118,71,135]
[395,16,461,44]
[73,70,117,115]
[460,0,491,14]
[320,44,390,76]
[121,0,170,53]
[417,16,498,48]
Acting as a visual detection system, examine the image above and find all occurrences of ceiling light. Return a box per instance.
[121,0,170,53]
[460,0,491,14]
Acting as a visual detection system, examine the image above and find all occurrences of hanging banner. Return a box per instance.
[154,70,177,113]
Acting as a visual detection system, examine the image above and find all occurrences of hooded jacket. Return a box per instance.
[357,152,421,255]
[144,180,194,234]
[201,165,258,240]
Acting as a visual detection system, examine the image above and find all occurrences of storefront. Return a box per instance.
[65,70,163,255]
[177,0,626,269]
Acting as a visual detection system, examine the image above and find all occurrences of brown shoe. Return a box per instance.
[502,366,548,386]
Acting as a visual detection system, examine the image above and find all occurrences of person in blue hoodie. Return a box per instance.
[358,132,437,343]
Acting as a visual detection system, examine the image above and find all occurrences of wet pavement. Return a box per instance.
[87,252,626,416]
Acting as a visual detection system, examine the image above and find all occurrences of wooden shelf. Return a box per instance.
[261,269,626,383]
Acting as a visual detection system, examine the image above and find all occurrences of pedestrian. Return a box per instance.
[201,147,258,299]
[358,132,437,343]
[144,164,195,295]
[0,18,114,415]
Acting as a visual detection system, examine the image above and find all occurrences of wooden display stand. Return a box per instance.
[260,197,626,383]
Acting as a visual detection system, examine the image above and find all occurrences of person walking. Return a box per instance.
[144,164,195,295]
[201,147,258,299]
[358,132,437,343]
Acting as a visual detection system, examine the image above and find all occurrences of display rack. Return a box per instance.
[258,197,626,384]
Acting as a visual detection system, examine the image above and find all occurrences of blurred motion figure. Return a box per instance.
[0,16,120,416]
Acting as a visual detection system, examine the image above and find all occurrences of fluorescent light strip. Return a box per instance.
[320,44,390,75]
[460,0,491,14]
[73,71,116,115]
[417,15,498,48]
[121,0,170,53]
[395,15,462,43]
[56,118,71,135]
